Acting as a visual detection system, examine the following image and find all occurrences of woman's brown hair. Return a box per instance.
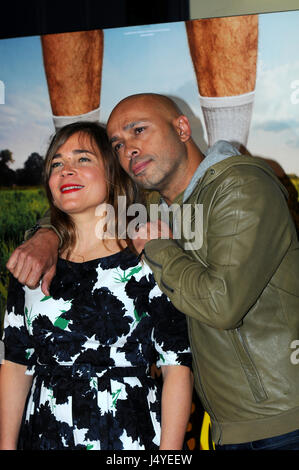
[44,121,143,258]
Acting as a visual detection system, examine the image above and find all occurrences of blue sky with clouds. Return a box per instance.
[247,10,299,174]
[0,10,299,174]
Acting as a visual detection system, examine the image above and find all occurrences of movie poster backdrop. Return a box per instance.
[1,10,299,450]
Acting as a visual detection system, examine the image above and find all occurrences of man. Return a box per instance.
[6,93,299,450]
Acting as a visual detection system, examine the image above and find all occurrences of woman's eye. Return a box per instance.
[51,161,62,169]
[79,156,91,162]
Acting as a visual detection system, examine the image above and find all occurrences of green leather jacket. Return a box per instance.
[144,155,299,445]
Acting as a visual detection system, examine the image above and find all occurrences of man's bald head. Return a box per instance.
[108,93,183,125]
[106,92,203,202]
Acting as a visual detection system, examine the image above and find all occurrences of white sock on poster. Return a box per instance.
[199,91,255,150]
[52,107,101,131]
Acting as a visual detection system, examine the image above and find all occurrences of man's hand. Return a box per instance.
[6,229,60,296]
[132,220,173,253]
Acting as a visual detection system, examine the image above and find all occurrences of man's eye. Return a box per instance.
[135,127,145,134]
[114,143,122,152]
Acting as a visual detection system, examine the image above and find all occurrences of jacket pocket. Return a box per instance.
[230,328,268,403]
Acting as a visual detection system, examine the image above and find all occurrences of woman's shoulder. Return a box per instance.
[56,247,153,278]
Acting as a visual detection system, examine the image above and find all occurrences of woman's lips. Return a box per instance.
[60,184,84,193]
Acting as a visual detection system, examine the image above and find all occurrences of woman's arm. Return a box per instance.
[159,365,193,450]
[0,360,33,450]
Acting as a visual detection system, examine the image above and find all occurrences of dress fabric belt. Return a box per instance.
[34,363,149,382]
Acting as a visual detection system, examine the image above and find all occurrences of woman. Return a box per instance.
[0,122,193,450]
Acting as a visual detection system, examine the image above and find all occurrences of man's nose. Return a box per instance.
[126,146,140,160]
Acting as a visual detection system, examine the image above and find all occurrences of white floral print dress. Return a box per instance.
[3,248,192,450]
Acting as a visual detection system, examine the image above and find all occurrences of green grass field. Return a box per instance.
[0,187,49,327]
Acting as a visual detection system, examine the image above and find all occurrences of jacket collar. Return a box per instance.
[152,140,240,207]
[146,140,289,207]
[183,140,241,202]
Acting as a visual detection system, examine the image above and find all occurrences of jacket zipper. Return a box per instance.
[231,328,268,403]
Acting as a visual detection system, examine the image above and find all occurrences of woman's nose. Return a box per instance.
[61,162,76,175]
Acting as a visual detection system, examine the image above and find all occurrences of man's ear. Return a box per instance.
[174,115,192,142]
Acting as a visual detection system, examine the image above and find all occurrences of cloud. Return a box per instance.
[253,119,299,133]
[253,60,299,127]
[248,57,299,174]
[0,87,53,169]
[250,59,299,154]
